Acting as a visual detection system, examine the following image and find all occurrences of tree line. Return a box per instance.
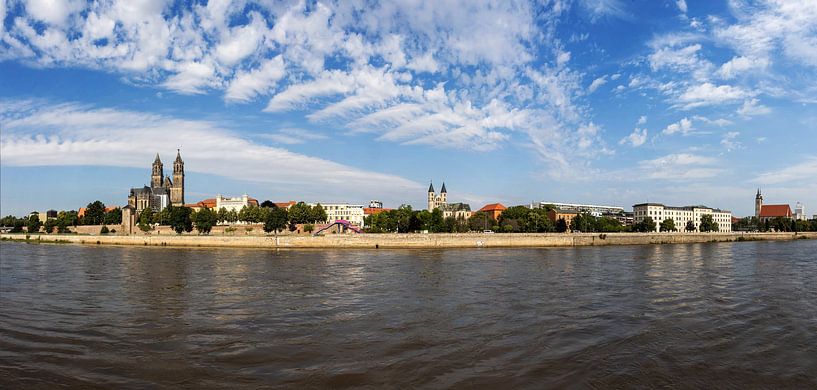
[364,205,630,233]
[1,200,122,234]
[136,201,328,235]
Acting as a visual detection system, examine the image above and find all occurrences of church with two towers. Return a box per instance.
[127,150,185,212]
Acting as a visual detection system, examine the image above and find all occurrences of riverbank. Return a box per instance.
[3,231,816,249]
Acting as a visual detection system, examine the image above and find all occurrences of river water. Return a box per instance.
[1,240,816,388]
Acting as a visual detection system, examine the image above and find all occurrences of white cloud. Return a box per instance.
[714,0,817,69]
[737,98,771,117]
[753,158,817,185]
[720,131,740,151]
[637,115,647,125]
[259,128,328,145]
[662,117,694,135]
[24,0,85,27]
[676,83,751,109]
[718,56,769,79]
[676,0,688,14]
[637,153,722,180]
[225,56,286,102]
[214,12,266,66]
[588,76,607,93]
[692,115,733,127]
[0,102,422,201]
[619,127,647,147]
[579,0,628,22]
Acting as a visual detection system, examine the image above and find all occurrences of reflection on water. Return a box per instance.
[1,240,816,388]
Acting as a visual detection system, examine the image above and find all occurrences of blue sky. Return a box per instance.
[1,0,816,217]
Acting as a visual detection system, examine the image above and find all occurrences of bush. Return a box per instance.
[100,226,109,234]
[110,228,117,234]
[304,224,314,233]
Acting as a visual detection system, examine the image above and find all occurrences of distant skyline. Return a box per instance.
[2,0,816,217]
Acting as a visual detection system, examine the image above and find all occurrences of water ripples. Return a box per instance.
[1,240,816,388]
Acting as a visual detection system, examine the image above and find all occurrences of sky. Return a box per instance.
[1,0,816,217]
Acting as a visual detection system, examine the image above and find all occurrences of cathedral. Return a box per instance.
[128,150,185,212]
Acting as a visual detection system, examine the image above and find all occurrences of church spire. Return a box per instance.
[440,182,447,193]
[175,148,183,163]
[154,153,161,164]
[428,181,435,193]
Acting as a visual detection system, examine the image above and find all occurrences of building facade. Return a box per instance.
[128,151,185,212]
[214,194,258,213]
[479,203,507,220]
[312,203,365,226]
[633,203,732,232]
[427,182,447,211]
[754,189,793,221]
[532,201,624,217]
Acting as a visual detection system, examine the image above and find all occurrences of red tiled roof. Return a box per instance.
[479,203,507,212]
[198,198,217,208]
[759,204,792,218]
[248,198,259,206]
[364,208,393,215]
[274,201,296,208]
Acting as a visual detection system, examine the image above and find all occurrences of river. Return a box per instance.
[1,240,816,388]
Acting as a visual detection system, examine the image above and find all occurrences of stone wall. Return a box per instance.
[4,231,815,249]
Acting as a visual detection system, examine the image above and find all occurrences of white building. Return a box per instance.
[633,203,732,232]
[794,202,806,221]
[532,201,624,217]
[215,194,255,213]
[311,203,365,227]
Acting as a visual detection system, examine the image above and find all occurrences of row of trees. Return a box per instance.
[136,202,327,235]
[733,216,817,232]
[363,206,629,234]
[1,200,122,234]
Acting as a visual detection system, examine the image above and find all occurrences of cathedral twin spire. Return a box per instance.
[150,150,185,205]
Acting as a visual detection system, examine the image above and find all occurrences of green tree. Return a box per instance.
[27,214,41,233]
[634,217,656,232]
[468,211,497,232]
[226,209,238,224]
[288,202,311,224]
[193,208,217,234]
[138,208,154,232]
[429,208,445,232]
[260,200,275,208]
[264,207,289,235]
[43,218,56,234]
[395,205,414,233]
[659,218,676,232]
[167,206,193,234]
[84,201,106,225]
[699,214,719,232]
[310,204,328,224]
[104,207,122,225]
[555,218,568,233]
[100,225,109,234]
[595,217,623,232]
[570,213,595,232]
[685,220,696,232]
[304,223,315,233]
[217,207,228,224]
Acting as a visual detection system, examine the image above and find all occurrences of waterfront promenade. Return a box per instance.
[3,231,815,249]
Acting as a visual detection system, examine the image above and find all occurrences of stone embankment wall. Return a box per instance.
[3,232,816,249]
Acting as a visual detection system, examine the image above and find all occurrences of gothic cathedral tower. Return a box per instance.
[151,154,163,188]
[755,188,763,218]
[427,182,436,212]
[171,149,185,206]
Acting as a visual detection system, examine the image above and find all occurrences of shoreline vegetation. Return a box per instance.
[3,232,816,249]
